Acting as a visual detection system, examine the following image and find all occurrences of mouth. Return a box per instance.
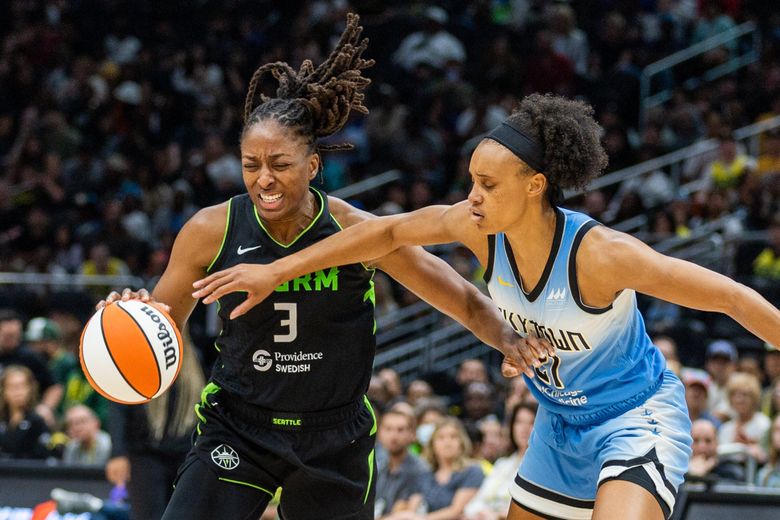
[257,192,283,210]
[469,206,484,224]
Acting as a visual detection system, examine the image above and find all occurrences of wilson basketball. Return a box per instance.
[79,300,183,404]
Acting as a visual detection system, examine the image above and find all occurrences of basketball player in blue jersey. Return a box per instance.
[99,15,551,520]
[195,93,780,519]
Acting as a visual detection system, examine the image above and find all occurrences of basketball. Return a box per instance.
[79,300,183,404]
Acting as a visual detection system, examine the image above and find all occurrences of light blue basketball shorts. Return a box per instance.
[511,370,692,519]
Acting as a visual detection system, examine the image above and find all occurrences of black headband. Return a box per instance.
[485,121,545,173]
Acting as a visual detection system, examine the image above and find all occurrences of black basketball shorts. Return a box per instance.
[161,383,378,520]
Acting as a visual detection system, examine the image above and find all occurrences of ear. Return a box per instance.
[308,153,320,181]
[526,172,547,199]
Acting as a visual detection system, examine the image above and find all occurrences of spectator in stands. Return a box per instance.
[738,354,765,386]
[0,365,51,459]
[763,343,780,391]
[705,339,738,421]
[683,368,721,428]
[62,404,111,466]
[0,311,57,424]
[375,407,427,519]
[718,372,770,464]
[392,7,466,72]
[406,379,434,408]
[461,382,500,427]
[414,398,448,452]
[700,132,756,192]
[755,129,780,178]
[653,335,682,375]
[388,417,483,519]
[756,415,780,486]
[378,368,404,408]
[548,4,589,76]
[475,416,506,466]
[25,317,77,418]
[449,358,489,415]
[744,213,780,281]
[688,418,745,483]
[464,402,538,520]
[763,374,780,421]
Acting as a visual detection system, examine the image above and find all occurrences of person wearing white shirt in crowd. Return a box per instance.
[392,7,466,72]
[464,403,537,520]
[718,372,770,464]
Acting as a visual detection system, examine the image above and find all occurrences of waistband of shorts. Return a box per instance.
[217,389,364,430]
[556,372,665,426]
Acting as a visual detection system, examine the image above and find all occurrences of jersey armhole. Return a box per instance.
[206,198,233,273]
[482,234,496,283]
[568,221,612,314]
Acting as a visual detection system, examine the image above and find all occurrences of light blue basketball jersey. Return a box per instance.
[485,207,666,425]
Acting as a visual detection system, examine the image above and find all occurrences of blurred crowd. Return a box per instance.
[2,0,780,517]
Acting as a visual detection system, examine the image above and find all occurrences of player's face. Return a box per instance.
[467,140,544,234]
[240,120,320,223]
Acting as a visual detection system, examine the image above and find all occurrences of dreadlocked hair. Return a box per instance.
[506,93,608,205]
[242,12,374,153]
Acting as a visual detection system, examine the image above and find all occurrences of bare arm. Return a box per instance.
[98,203,227,330]
[373,243,551,376]
[193,202,481,312]
[583,226,780,348]
[193,199,553,374]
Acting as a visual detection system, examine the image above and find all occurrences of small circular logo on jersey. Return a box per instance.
[211,444,239,470]
[252,349,272,372]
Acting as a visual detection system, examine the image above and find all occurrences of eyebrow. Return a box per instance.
[241,153,291,160]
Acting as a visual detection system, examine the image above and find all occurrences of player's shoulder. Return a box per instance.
[180,201,230,244]
[327,196,375,228]
[577,223,643,272]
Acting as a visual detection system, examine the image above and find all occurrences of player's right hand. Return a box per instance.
[96,287,171,314]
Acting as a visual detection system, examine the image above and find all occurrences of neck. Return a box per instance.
[263,190,318,244]
[737,411,753,422]
[388,450,407,470]
[437,459,455,472]
[505,202,557,249]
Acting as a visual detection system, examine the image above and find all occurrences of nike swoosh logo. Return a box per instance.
[237,245,262,255]
[497,276,514,287]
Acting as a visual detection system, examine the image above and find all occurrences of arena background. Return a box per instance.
[1,0,780,518]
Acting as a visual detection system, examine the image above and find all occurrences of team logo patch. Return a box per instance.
[211,444,240,470]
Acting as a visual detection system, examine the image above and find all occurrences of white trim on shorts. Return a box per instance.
[510,474,594,520]
[598,453,677,515]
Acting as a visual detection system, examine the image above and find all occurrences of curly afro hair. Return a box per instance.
[506,94,608,203]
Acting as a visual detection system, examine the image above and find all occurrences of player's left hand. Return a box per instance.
[500,334,555,379]
[192,263,277,318]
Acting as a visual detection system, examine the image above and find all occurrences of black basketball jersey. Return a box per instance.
[207,189,377,412]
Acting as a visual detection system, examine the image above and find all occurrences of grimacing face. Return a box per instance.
[240,120,320,225]
[467,140,545,234]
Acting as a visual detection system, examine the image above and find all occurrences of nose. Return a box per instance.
[256,167,274,189]
[467,184,482,205]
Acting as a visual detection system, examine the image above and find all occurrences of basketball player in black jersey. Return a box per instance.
[99,14,552,520]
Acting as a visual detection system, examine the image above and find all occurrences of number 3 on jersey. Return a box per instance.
[274,303,297,343]
[534,355,564,389]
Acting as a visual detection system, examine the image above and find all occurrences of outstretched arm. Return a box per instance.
[192,203,476,315]
[587,227,780,348]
